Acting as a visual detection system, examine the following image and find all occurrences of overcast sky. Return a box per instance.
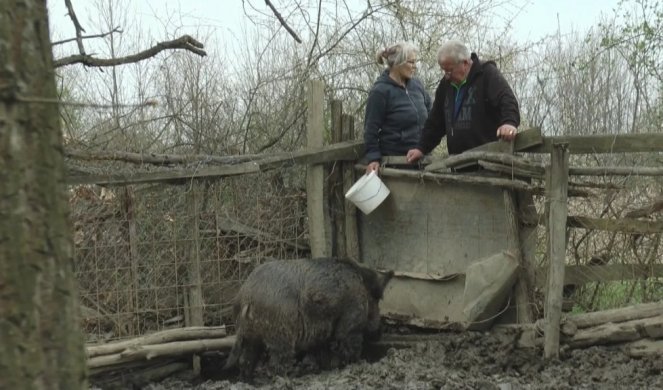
[48,0,622,46]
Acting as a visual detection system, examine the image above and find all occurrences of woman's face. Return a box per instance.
[397,54,417,80]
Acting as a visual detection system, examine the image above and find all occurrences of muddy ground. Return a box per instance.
[127,328,663,390]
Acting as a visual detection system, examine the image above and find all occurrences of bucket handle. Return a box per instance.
[353,180,385,203]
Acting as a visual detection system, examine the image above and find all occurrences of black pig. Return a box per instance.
[223,257,393,378]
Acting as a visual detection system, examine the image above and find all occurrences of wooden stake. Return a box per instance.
[187,185,204,375]
[330,100,346,258]
[503,190,533,324]
[544,143,569,359]
[342,114,361,261]
[306,80,328,257]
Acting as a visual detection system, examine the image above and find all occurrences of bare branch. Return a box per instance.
[302,0,398,70]
[52,26,123,46]
[54,35,206,68]
[306,0,323,66]
[264,0,302,43]
[64,0,87,55]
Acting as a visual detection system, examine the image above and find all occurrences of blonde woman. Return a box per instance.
[364,42,431,173]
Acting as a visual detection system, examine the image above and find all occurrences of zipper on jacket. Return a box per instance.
[405,87,419,125]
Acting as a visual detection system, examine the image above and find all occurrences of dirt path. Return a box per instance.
[140,330,662,389]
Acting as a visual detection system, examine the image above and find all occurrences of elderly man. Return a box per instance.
[406,40,520,164]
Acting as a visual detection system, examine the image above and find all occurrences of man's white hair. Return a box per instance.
[436,40,471,63]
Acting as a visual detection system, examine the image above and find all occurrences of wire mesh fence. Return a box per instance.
[70,166,309,343]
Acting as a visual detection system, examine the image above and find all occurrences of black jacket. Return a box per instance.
[364,70,432,162]
[418,53,520,155]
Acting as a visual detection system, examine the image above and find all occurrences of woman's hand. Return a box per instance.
[366,161,380,174]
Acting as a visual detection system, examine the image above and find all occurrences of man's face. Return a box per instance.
[439,57,469,84]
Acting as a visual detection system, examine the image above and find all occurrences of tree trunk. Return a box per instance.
[0,1,87,389]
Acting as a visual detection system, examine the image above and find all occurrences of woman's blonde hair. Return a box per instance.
[375,41,418,68]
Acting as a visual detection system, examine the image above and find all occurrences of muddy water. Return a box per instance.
[142,330,662,389]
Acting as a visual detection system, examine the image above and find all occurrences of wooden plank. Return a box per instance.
[342,114,361,261]
[414,161,663,178]
[66,148,261,165]
[533,214,663,234]
[527,133,663,154]
[544,142,569,359]
[306,79,328,258]
[381,155,433,166]
[534,264,663,287]
[568,301,663,329]
[479,161,544,179]
[67,140,364,186]
[566,215,663,234]
[67,162,261,186]
[466,127,544,153]
[255,140,363,170]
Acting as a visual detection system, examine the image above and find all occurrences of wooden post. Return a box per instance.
[124,186,140,336]
[187,185,204,374]
[330,100,346,258]
[342,114,361,261]
[502,136,534,324]
[503,190,534,324]
[544,142,569,359]
[306,80,329,258]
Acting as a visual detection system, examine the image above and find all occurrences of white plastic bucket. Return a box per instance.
[345,170,390,215]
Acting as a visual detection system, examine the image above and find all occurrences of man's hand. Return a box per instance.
[406,148,424,163]
[497,124,518,141]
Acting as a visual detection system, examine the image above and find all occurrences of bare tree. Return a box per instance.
[0,1,87,388]
[0,0,207,387]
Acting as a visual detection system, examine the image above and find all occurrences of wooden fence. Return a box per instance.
[68,79,663,361]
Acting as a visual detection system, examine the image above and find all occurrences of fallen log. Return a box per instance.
[88,336,236,369]
[534,318,578,337]
[568,301,663,329]
[120,337,236,361]
[87,325,228,358]
[622,338,663,358]
[566,314,663,348]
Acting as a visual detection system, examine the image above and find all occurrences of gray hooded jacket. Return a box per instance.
[363,70,431,162]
